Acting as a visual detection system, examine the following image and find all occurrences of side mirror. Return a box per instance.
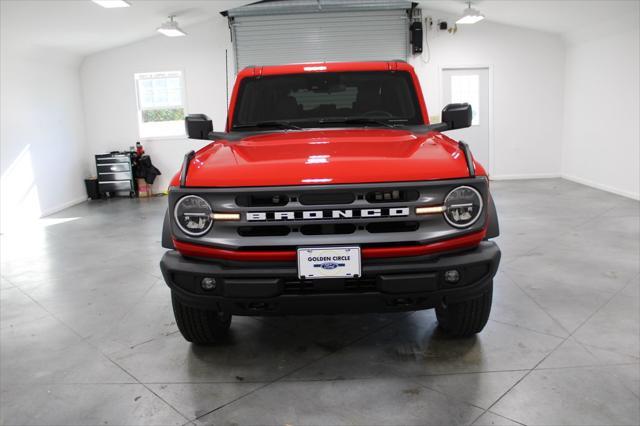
[441,103,472,130]
[185,114,213,140]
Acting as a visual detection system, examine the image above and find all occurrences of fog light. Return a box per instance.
[444,269,460,284]
[201,277,217,290]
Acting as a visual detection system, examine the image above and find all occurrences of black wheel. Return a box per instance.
[171,293,231,344]
[436,281,493,337]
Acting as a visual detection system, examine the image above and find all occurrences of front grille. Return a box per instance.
[232,185,430,237]
[236,193,289,207]
[229,184,462,240]
[366,189,419,203]
[366,221,419,233]
[237,221,421,237]
[299,191,355,205]
[238,226,290,237]
[300,223,356,235]
[170,178,489,249]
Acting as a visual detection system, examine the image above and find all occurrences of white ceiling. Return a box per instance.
[421,0,639,42]
[0,0,247,57]
[1,0,638,59]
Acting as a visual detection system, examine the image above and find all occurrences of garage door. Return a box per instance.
[225,2,412,72]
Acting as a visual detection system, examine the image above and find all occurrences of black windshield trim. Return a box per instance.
[210,123,448,141]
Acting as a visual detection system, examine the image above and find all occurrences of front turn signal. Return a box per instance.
[415,205,446,215]
[211,212,241,221]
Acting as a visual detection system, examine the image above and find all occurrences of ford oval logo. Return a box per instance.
[320,262,338,270]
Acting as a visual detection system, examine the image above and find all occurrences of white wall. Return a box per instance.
[81,17,233,191]
[561,27,640,199]
[409,11,566,179]
[0,48,88,232]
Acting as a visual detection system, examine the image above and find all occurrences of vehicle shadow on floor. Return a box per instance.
[186,311,482,382]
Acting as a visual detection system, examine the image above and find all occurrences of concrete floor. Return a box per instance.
[1,178,639,426]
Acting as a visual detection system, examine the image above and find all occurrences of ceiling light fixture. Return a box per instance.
[456,1,485,25]
[91,0,131,8]
[157,15,187,37]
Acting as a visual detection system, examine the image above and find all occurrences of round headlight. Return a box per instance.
[443,186,483,228]
[174,195,213,236]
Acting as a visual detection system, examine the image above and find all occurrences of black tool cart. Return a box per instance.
[95,153,135,198]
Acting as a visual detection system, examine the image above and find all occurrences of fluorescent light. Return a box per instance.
[157,15,187,37]
[456,2,485,25]
[157,28,187,37]
[92,0,131,8]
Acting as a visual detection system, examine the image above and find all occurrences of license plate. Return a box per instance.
[297,247,361,279]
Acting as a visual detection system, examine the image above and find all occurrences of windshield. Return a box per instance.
[231,71,423,130]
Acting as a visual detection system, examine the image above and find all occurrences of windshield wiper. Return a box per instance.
[318,117,404,128]
[232,121,302,131]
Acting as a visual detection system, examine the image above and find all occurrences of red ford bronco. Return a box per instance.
[160,61,500,344]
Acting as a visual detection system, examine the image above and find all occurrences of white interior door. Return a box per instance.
[441,67,490,171]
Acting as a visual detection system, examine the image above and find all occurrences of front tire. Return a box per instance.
[171,293,231,344]
[436,281,493,337]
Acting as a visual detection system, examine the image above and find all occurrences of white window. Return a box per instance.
[450,74,480,125]
[134,71,186,139]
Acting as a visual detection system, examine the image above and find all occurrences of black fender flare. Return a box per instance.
[162,208,175,249]
[485,194,500,239]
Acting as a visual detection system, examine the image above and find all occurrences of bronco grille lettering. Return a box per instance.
[246,207,410,222]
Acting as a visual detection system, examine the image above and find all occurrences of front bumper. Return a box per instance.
[160,242,501,315]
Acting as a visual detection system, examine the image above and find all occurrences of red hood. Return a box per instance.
[177,129,483,187]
